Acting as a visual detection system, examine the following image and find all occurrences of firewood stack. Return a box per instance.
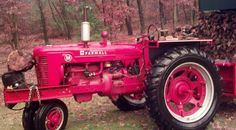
[195,11,236,60]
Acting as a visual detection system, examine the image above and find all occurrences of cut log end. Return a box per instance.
[7,50,35,72]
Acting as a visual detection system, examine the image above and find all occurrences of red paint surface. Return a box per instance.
[165,66,206,117]
[215,61,236,96]
[4,37,236,105]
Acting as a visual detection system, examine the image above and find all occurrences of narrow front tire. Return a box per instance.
[34,100,68,130]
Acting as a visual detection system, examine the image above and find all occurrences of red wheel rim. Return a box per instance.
[45,107,64,130]
[164,62,214,123]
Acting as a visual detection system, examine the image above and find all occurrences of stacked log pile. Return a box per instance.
[194,11,236,60]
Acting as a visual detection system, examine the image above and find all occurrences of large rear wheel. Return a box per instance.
[146,47,221,130]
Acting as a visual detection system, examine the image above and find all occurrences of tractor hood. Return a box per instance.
[33,42,143,63]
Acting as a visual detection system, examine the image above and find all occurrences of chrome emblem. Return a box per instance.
[64,54,72,62]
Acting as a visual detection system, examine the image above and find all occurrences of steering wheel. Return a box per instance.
[147,24,159,40]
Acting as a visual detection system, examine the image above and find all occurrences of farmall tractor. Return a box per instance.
[1,4,236,130]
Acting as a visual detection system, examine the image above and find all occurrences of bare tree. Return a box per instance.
[125,0,133,35]
[48,0,62,32]
[137,0,145,34]
[173,0,177,29]
[59,0,71,39]
[158,0,165,29]
[102,0,107,26]
[0,1,26,49]
[191,0,197,25]
[11,13,19,49]
[36,0,49,45]
[48,0,72,39]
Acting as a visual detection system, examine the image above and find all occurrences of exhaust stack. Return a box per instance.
[81,6,90,43]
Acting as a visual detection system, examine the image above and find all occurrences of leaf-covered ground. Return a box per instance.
[0,95,236,130]
[0,96,157,130]
[0,39,236,130]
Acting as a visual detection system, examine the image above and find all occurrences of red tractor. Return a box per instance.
[1,6,236,130]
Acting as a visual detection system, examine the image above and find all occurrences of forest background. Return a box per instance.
[0,0,236,130]
[0,0,198,48]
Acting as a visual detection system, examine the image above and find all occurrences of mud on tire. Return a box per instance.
[146,47,221,130]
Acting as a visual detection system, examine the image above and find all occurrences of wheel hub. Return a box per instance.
[165,66,206,117]
[170,77,192,105]
[46,108,63,130]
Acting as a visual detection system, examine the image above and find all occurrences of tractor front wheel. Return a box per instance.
[22,102,39,130]
[34,100,68,130]
[146,47,221,130]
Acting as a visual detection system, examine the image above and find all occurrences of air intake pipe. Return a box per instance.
[81,6,90,43]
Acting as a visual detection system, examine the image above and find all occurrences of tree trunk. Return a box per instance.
[125,0,133,35]
[110,0,114,39]
[191,0,197,25]
[36,0,49,45]
[59,0,71,39]
[182,5,188,24]
[48,0,62,31]
[11,13,19,49]
[136,0,145,34]
[102,0,107,26]
[50,1,66,30]
[158,0,164,29]
[173,0,177,29]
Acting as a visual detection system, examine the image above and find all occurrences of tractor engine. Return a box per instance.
[63,60,140,87]
[32,40,145,99]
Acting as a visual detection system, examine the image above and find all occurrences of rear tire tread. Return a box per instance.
[146,47,221,130]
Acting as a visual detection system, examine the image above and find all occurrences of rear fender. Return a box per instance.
[149,42,201,63]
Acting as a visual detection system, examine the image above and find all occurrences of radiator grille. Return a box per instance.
[36,56,48,86]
